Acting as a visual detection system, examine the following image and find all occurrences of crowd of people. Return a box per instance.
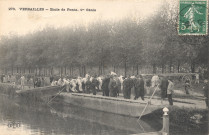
[49,72,176,105]
[0,73,49,89]
[0,72,208,107]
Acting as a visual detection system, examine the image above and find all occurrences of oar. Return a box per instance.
[47,85,66,104]
[137,84,159,121]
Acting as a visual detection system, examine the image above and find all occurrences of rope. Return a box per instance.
[137,84,159,121]
[47,85,66,104]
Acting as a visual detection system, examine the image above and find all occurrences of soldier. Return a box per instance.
[85,76,92,94]
[159,76,169,104]
[167,78,174,105]
[36,78,41,87]
[139,75,145,100]
[185,78,190,94]
[108,75,118,97]
[50,75,54,83]
[134,75,145,100]
[102,75,110,96]
[91,75,99,95]
[123,76,134,99]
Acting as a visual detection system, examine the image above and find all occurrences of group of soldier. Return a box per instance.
[0,73,49,89]
[50,72,146,100]
[1,72,208,107]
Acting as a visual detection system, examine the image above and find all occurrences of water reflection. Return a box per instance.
[0,94,161,135]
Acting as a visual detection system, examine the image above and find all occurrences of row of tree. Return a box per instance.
[0,2,208,77]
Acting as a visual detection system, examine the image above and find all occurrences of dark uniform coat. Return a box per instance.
[108,78,118,97]
[134,78,145,100]
[85,79,91,94]
[160,77,168,99]
[102,77,110,96]
[123,78,134,99]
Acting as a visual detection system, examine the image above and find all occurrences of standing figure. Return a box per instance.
[134,76,140,100]
[91,76,99,95]
[184,3,203,32]
[138,75,145,100]
[203,79,208,108]
[108,75,118,97]
[36,78,41,87]
[85,76,92,94]
[102,76,110,96]
[123,77,134,99]
[159,76,169,104]
[151,74,159,87]
[134,75,145,100]
[50,75,54,84]
[185,78,190,94]
[167,78,174,105]
[195,73,199,84]
[20,75,25,90]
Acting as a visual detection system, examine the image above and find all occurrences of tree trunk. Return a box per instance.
[98,65,101,75]
[136,64,139,75]
[102,62,104,75]
[17,67,18,73]
[72,66,74,76]
[70,66,71,76]
[177,61,180,73]
[191,62,195,73]
[169,59,172,73]
[153,64,156,74]
[39,68,41,76]
[12,66,13,75]
[84,65,86,77]
[113,65,116,72]
[132,65,134,75]
[124,61,127,77]
[161,64,164,73]
[52,67,53,75]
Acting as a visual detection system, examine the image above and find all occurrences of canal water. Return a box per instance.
[0,94,162,135]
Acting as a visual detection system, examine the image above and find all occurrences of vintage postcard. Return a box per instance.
[0,0,208,135]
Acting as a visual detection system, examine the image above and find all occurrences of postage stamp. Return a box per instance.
[178,0,208,35]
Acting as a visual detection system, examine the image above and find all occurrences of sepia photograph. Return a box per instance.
[0,0,208,134]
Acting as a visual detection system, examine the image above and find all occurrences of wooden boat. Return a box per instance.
[16,85,63,101]
[58,93,164,117]
[0,83,163,117]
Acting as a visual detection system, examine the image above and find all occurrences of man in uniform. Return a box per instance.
[108,74,118,97]
[167,78,174,105]
[91,75,99,95]
[138,75,145,100]
[85,76,92,94]
[123,76,134,99]
[102,75,110,96]
[159,76,169,104]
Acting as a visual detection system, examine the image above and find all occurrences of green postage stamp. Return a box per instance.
[178,0,208,35]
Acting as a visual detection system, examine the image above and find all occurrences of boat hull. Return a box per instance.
[59,93,162,117]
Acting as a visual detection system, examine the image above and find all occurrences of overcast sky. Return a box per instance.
[0,0,169,37]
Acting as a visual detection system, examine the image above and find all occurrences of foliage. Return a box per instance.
[0,1,208,74]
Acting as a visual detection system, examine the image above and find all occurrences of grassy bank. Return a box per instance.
[142,106,208,135]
